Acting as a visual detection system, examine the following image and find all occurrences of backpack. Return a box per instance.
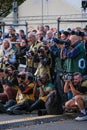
[45,89,64,115]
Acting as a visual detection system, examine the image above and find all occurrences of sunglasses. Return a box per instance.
[17,74,26,80]
[9,36,14,38]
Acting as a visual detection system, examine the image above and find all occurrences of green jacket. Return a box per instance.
[64,42,86,74]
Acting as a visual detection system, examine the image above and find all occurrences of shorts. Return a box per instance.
[74,95,87,107]
[82,95,87,107]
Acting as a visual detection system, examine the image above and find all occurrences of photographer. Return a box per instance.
[0,39,16,69]
[28,73,55,113]
[15,39,29,70]
[2,72,35,115]
[64,72,87,121]
[34,47,51,80]
[27,32,43,74]
[62,34,86,75]
[0,65,18,104]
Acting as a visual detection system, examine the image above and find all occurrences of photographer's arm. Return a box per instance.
[33,83,39,96]
[69,81,82,96]
[40,86,46,97]
[66,47,80,58]
[64,80,71,93]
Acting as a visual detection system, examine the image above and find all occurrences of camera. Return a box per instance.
[71,31,85,37]
[34,76,42,82]
[53,38,71,47]
[19,84,27,91]
[17,74,26,80]
[62,73,73,81]
[5,61,9,66]
[4,69,9,75]
[41,57,50,66]
[2,80,13,87]
[24,51,34,58]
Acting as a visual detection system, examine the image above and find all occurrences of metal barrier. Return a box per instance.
[57,18,87,38]
[0,22,28,36]
[0,13,87,27]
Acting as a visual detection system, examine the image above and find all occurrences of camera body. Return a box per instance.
[24,51,34,58]
[53,38,71,47]
[62,73,73,81]
[19,84,27,91]
[34,76,42,82]
[4,61,9,66]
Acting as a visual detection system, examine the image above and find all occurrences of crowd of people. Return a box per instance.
[0,24,87,121]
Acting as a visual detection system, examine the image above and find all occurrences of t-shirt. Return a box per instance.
[75,80,87,94]
[39,83,55,102]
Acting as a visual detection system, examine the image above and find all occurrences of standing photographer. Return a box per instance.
[15,39,29,71]
[63,34,86,75]
[64,72,87,121]
[34,47,51,80]
[27,32,43,74]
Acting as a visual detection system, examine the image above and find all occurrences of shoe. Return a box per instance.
[0,103,6,113]
[75,113,87,121]
[6,108,14,115]
[13,109,27,115]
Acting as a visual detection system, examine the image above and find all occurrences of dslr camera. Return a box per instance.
[53,38,71,47]
[19,84,27,91]
[34,76,42,82]
[24,51,34,58]
[62,73,73,81]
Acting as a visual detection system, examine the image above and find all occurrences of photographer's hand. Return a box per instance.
[33,82,39,96]
[37,80,43,87]
[40,85,46,97]
[3,57,8,63]
[69,80,81,96]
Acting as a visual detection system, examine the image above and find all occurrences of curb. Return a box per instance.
[0,113,77,130]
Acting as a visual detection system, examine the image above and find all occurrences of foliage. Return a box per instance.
[0,0,25,17]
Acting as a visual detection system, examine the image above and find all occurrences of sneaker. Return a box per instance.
[75,113,87,121]
[13,109,27,115]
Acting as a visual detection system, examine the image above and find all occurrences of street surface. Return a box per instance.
[6,120,87,130]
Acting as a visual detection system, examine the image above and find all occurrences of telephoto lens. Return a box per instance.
[38,109,47,116]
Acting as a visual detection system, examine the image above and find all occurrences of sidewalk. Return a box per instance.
[0,112,78,130]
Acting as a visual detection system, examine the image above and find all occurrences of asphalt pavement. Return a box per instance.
[0,111,79,130]
[6,120,87,130]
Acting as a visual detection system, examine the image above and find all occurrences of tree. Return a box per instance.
[0,0,25,17]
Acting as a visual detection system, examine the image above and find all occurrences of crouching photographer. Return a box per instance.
[64,72,87,121]
[63,73,74,101]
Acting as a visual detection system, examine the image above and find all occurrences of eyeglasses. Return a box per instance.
[17,74,26,80]
[9,35,15,38]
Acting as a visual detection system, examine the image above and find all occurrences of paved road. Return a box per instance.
[6,120,87,130]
